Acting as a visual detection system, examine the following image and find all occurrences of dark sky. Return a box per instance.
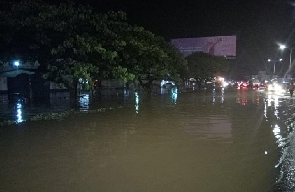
[43,0,295,78]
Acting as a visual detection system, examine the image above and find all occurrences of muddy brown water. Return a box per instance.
[0,88,294,192]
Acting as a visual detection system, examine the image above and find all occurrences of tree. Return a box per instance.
[0,0,187,95]
[185,52,229,88]
[114,26,187,92]
[0,1,128,93]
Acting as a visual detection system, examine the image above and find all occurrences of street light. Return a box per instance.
[268,58,282,75]
[279,44,293,72]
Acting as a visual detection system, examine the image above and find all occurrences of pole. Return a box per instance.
[274,62,276,75]
[290,48,293,71]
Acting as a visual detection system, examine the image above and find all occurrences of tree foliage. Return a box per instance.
[0,0,187,93]
[185,52,229,79]
[114,26,187,91]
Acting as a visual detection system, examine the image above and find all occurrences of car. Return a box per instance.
[257,86,266,92]
[238,82,249,90]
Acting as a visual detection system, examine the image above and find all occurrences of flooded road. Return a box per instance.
[0,88,294,191]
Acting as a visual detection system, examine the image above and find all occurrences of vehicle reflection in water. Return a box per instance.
[267,94,279,108]
[251,92,260,105]
[212,88,216,103]
[171,87,178,104]
[273,124,282,141]
[212,88,225,104]
[221,88,225,103]
[266,94,280,119]
[236,89,247,105]
[79,94,89,112]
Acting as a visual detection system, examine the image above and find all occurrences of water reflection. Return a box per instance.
[135,92,139,113]
[274,98,295,191]
[257,92,295,191]
[236,90,247,105]
[221,88,225,103]
[273,124,282,143]
[0,89,289,191]
[16,103,24,123]
[212,88,216,103]
[212,88,225,104]
[251,92,260,105]
[182,115,232,140]
[124,89,129,98]
[171,87,178,104]
[267,93,279,108]
[79,94,89,112]
[265,94,281,119]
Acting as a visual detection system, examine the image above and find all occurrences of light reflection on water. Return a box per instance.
[0,89,294,191]
[212,87,225,104]
[273,97,295,191]
[261,92,295,191]
[16,103,24,123]
[135,91,139,113]
[171,87,178,104]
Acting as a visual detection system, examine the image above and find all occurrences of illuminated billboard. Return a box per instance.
[171,36,236,57]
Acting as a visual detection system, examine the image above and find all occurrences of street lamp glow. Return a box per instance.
[279,45,287,50]
[279,44,293,78]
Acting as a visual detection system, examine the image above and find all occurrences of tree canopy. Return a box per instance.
[185,52,229,80]
[0,0,187,93]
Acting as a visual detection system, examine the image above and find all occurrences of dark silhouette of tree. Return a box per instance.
[185,52,229,86]
[0,0,187,95]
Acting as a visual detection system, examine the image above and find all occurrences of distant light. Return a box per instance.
[14,60,20,66]
[265,151,268,155]
[268,58,282,62]
[279,45,287,50]
[16,103,22,109]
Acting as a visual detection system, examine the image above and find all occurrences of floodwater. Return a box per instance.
[0,88,294,192]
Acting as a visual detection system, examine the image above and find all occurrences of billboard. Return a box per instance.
[171,36,236,57]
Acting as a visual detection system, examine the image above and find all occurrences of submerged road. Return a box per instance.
[0,87,294,191]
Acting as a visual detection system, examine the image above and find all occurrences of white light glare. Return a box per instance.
[223,81,229,87]
[135,92,139,113]
[16,108,23,123]
[14,60,20,66]
[279,45,287,50]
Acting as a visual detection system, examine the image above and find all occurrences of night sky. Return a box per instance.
[16,0,295,78]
